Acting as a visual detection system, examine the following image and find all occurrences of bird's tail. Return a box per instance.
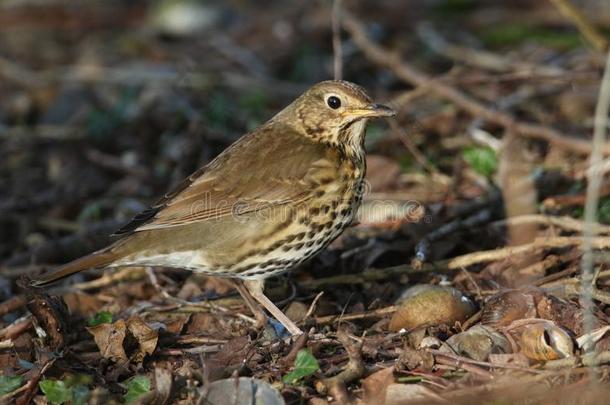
[31,250,118,287]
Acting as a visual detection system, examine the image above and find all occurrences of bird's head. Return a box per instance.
[281,80,395,148]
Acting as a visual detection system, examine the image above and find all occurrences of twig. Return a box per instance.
[429,349,541,374]
[331,0,343,80]
[282,333,309,365]
[492,214,610,235]
[549,0,608,52]
[447,236,610,269]
[0,295,28,316]
[581,48,610,351]
[431,352,494,379]
[315,305,397,325]
[316,329,365,398]
[0,315,32,340]
[563,283,610,305]
[342,11,607,155]
[304,291,324,320]
[534,260,578,286]
[13,357,56,405]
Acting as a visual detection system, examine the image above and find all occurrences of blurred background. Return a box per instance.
[3,1,610,403]
[2,0,610,272]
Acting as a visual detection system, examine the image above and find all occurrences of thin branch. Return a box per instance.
[581,49,610,352]
[332,0,343,80]
[342,11,608,155]
[549,0,608,52]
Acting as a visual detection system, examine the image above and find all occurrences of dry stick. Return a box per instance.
[581,49,610,352]
[448,236,610,269]
[430,351,495,379]
[316,329,365,398]
[342,11,607,155]
[0,295,28,317]
[549,0,608,52]
[332,0,343,80]
[492,214,610,235]
[315,305,397,325]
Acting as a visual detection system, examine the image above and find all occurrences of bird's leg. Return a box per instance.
[233,280,269,329]
[243,279,303,336]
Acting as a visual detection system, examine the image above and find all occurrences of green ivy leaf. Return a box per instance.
[88,311,113,326]
[124,375,151,404]
[39,379,72,404]
[462,146,497,178]
[282,349,320,384]
[0,375,23,395]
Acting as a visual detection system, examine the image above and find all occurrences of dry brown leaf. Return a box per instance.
[361,367,394,405]
[62,291,104,317]
[127,316,158,361]
[87,319,128,362]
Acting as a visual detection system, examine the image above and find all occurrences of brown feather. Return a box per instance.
[31,250,118,286]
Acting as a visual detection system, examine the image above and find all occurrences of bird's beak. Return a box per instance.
[344,103,396,119]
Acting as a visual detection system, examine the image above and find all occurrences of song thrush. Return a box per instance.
[32,80,395,335]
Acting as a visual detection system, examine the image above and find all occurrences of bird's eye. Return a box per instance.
[327,96,341,109]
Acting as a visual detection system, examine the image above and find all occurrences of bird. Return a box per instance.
[31,80,395,336]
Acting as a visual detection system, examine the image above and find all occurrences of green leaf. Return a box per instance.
[88,311,113,326]
[0,375,23,395]
[462,146,498,178]
[39,379,72,404]
[124,375,151,404]
[282,349,320,384]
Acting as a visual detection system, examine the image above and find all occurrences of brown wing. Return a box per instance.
[115,121,328,234]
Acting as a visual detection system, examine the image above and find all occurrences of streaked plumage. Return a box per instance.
[32,80,395,335]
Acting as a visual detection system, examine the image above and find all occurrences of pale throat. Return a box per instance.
[340,118,368,161]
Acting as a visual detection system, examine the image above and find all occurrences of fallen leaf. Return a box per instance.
[87,311,113,327]
[62,292,104,317]
[87,319,128,362]
[127,316,158,361]
[39,376,90,405]
[0,375,23,395]
[283,349,320,384]
[361,367,394,404]
[39,379,72,404]
[124,375,151,404]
